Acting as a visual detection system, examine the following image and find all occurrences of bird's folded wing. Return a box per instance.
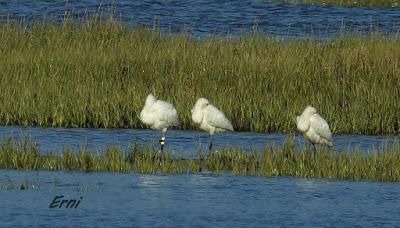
[296,115,310,132]
[204,105,234,131]
[151,101,180,126]
[310,114,332,141]
[140,106,156,125]
[191,108,203,124]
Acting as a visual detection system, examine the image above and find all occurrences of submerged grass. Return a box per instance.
[1,138,400,182]
[0,20,399,134]
[0,181,39,190]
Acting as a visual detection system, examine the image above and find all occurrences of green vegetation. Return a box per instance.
[0,20,399,134]
[1,137,400,182]
[282,0,400,7]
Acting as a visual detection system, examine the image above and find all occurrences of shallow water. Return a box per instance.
[1,169,400,227]
[0,126,398,157]
[0,0,399,37]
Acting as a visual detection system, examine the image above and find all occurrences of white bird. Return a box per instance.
[140,94,180,151]
[191,97,234,151]
[296,106,333,154]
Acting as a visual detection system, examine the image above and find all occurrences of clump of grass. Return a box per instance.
[127,144,188,174]
[0,20,399,134]
[1,137,400,182]
[0,137,40,170]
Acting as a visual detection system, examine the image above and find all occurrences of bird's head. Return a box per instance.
[296,106,315,132]
[194,97,209,110]
[303,106,317,116]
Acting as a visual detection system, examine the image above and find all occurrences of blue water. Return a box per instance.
[1,170,400,227]
[0,126,398,157]
[0,0,399,37]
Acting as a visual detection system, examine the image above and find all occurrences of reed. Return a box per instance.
[1,138,400,182]
[0,20,399,134]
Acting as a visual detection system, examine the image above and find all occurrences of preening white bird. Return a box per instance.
[191,98,234,151]
[140,94,180,151]
[296,106,333,153]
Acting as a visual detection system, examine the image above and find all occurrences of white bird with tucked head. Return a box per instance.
[140,94,180,151]
[296,106,333,154]
[191,98,234,151]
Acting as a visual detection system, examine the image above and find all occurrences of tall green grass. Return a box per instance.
[0,20,399,134]
[1,138,400,182]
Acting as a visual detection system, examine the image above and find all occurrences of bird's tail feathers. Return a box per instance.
[324,140,333,148]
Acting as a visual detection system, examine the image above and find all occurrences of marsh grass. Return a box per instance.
[1,138,400,182]
[0,19,399,134]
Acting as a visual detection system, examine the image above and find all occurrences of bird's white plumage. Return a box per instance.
[191,98,233,135]
[296,106,333,147]
[140,94,179,133]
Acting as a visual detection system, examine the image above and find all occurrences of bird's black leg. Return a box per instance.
[208,135,213,152]
[312,143,317,159]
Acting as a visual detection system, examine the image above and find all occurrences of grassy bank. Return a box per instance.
[0,21,399,134]
[283,0,400,7]
[1,138,400,182]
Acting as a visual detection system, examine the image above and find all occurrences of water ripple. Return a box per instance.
[3,170,400,226]
[0,0,399,37]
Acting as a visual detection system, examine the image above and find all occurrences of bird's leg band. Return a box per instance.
[159,137,166,151]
